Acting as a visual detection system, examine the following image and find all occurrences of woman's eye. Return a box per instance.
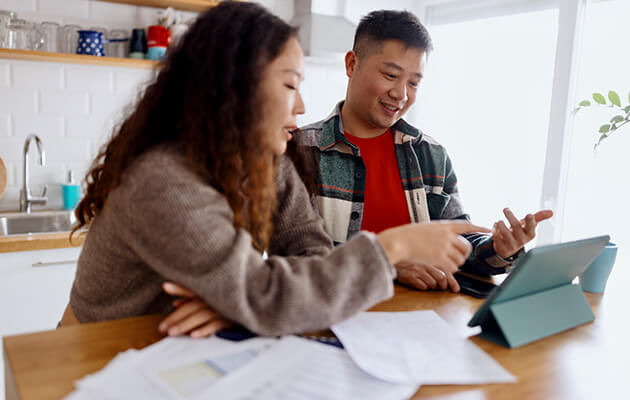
[409,81,419,88]
[285,84,297,90]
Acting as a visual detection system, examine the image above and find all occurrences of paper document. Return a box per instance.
[331,310,516,385]
[65,336,277,400]
[149,339,273,399]
[201,336,419,400]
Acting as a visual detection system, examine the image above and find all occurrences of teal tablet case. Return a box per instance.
[468,235,609,348]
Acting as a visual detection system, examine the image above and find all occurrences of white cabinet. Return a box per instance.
[0,247,81,336]
[0,246,81,400]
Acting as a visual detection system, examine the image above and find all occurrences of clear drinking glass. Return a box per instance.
[5,19,44,50]
[0,10,17,48]
[39,21,60,52]
[61,24,81,53]
[106,29,129,58]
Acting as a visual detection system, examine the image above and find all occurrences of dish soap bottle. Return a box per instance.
[62,170,80,210]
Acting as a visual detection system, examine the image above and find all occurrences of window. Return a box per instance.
[412,7,559,234]
[562,0,630,251]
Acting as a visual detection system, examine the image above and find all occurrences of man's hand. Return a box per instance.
[493,208,553,259]
[159,282,232,338]
[395,262,460,292]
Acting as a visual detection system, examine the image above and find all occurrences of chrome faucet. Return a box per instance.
[19,134,47,213]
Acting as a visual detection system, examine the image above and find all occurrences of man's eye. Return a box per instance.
[285,84,297,90]
[384,73,397,79]
[409,81,419,88]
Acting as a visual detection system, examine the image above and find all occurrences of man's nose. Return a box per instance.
[389,80,407,102]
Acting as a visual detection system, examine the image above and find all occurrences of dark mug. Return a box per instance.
[129,28,147,59]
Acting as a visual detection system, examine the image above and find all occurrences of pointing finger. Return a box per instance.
[534,209,554,223]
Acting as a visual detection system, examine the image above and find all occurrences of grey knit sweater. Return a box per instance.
[69,146,395,335]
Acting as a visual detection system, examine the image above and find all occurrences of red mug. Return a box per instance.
[147,25,170,48]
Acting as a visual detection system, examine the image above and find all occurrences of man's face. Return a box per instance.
[345,39,426,131]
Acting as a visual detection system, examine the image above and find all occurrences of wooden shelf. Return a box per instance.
[96,0,220,12]
[0,48,157,69]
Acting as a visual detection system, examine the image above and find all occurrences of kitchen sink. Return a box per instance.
[0,210,78,236]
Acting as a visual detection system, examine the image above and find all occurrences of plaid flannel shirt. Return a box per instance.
[296,101,515,275]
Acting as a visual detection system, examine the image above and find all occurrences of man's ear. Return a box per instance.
[345,50,358,78]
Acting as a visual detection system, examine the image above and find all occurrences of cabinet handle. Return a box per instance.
[32,260,77,267]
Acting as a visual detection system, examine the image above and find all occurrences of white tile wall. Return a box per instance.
[11,63,63,90]
[0,63,9,87]
[0,114,10,137]
[37,0,89,20]
[0,0,162,213]
[65,67,115,93]
[0,61,150,212]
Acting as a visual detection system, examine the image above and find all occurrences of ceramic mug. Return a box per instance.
[76,30,104,56]
[129,28,147,59]
[579,242,618,293]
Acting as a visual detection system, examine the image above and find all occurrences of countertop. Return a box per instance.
[0,231,85,253]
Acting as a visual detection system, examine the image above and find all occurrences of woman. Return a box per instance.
[66,1,486,336]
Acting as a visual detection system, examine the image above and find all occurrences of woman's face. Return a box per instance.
[258,37,305,155]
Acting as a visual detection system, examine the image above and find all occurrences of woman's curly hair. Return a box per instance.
[73,1,298,251]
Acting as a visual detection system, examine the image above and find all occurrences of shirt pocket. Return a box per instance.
[427,191,451,219]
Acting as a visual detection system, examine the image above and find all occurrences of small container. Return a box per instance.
[129,28,147,59]
[62,170,81,210]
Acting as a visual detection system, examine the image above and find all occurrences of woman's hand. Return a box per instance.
[159,282,233,338]
[378,221,491,274]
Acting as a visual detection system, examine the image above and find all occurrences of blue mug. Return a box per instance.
[579,242,618,293]
[76,30,105,56]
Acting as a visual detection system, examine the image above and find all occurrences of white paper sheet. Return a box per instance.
[201,336,419,400]
[65,336,277,400]
[331,310,516,385]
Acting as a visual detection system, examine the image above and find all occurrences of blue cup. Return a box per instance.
[146,46,166,60]
[76,30,105,56]
[62,184,81,210]
[579,242,618,293]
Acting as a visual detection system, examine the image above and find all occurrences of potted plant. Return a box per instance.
[574,90,630,148]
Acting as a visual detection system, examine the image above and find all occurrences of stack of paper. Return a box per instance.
[65,336,418,400]
[331,310,516,385]
[66,311,514,400]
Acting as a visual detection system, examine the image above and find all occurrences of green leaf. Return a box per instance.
[578,100,591,107]
[608,91,621,107]
[595,133,607,148]
[593,93,606,104]
[610,115,625,124]
[628,90,630,104]
[624,105,630,114]
[599,124,610,133]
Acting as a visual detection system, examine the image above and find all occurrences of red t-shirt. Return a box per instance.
[345,129,411,233]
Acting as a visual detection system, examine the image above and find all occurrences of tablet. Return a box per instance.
[469,235,610,328]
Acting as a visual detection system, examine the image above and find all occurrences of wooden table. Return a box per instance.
[4,268,629,400]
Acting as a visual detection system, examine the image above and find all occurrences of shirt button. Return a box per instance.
[351,211,360,220]
[355,171,363,179]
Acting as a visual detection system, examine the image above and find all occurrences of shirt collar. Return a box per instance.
[319,101,421,151]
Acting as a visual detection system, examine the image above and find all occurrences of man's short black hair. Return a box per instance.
[353,10,433,59]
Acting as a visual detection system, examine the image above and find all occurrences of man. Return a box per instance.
[295,10,553,292]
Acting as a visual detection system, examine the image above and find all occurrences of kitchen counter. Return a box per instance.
[0,232,84,253]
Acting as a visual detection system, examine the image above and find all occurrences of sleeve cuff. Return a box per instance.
[361,231,397,280]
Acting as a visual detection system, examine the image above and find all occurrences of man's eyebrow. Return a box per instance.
[382,62,423,79]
